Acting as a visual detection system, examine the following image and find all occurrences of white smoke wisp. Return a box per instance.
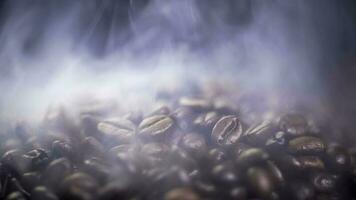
[0,0,343,126]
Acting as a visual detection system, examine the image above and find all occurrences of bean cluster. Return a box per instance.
[1,89,356,200]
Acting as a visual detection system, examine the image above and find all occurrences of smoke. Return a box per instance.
[0,0,354,126]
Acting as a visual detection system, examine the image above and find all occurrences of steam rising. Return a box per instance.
[0,0,354,125]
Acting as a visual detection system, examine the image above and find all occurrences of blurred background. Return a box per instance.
[0,0,355,143]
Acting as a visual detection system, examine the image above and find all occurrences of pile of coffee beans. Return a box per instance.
[1,86,356,200]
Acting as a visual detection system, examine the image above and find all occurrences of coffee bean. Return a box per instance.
[244,120,278,146]
[296,156,325,170]
[164,187,201,200]
[237,148,269,166]
[31,186,58,200]
[51,140,75,160]
[211,162,241,186]
[278,113,308,136]
[310,172,336,193]
[208,148,226,163]
[193,112,220,131]
[326,143,351,172]
[97,118,136,143]
[289,181,315,200]
[138,115,175,140]
[212,115,243,146]
[266,161,285,187]
[180,133,207,156]
[288,136,326,155]
[179,97,212,112]
[22,148,49,171]
[43,158,72,189]
[247,166,275,199]
[5,192,26,200]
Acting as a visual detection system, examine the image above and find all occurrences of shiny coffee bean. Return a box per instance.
[180,133,207,155]
[237,148,269,166]
[138,115,175,140]
[164,187,201,200]
[278,113,308,136]
[288,136,326,155]
[97,118,136,143]
[247,166,275,199]
[22,148,49,171]
[296,156,325,170]
[212,115,243,146]
[211,162,241,186]
[244,120,278,146]
[31,186,58,200]
[5,192,26,200]
[310,172,336,193]
[326,143,351,172]
[179,97,212,111]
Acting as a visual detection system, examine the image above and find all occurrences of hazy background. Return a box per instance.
[0,0,355,142]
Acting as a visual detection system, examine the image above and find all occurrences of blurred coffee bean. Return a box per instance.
[97,180,137,200]
[60,173,99,195]
[237,148,269,166]
[82,158,110,183]
[179,97,212,112]
[149,106,171,116]
[21,172,41,191]
[1,149,28,175]
[289,181,315,200]
[180,133,207,156]
[142,143,170,166]
[51,140,75,160]
[97,118,136,143]
[266,161,285,187]
[5,192,26,200]
[278,113,308,136]
[211,162,241,187]
[164,187,201,200]
[208,148,226,163]
[43,158,72,189]
[109,144,138,162]
[22,148,49,171]
[138,115,175,140]
[247,166,275,199]
[31,186,58,200]
[212,115,243,146]
[123,111,143,125]
[81,136,105,157]
[193,112,220,131]
[326,143,351,172]
[244,120,278,146]
[265,131,288,152]
[297,156,325,170]
[288,136,326,155]
[310,172,336,193]
[229,187,247,200]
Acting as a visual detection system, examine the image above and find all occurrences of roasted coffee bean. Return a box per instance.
[310,172,336,193]
[211,162,241,186]
[31,186,58,200]
[229,187,247,200]
[123,111,143,125]
[150,166,191,193]
[244,120,278,146]
[180,133,207,155]
[266,161,285,187]
[237,148,269,166]
[51,140,74,159]
[193,112,220,130]
[179,97,212,111]
[164,187,201,200]
[297,156,325,170]
[208,148,226,163]
[97,180,137,200]
[109,144,138,161]
[21,172,41,191]
[22,148,49,171]
[142,143,170,166]
[265,131,288,151]
[43,158,72,188]
[289,181,315,200]
[212,115,243,146]
[60,173,99,194]
[168,146,197,172]
[81,136,105,157]
[278,113,308,136]
[326,143,351,172]
[82,158,110,183]
[288,136,325,155]
[138,115,175,140]
[1,149,28,175]
[150,106,171,116]
[247,166,275,199]
[5,192,26,200]
[97,118,136,143]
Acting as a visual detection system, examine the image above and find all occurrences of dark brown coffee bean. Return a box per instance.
[297,156,325,170]
[5,192,26,200]
[31,186,58,200]
[278,113,308,136]
[43,158,72,189]
[288,136,325,155]
[237,148,269,166]
[82,158,110,183]
[180,133,207,155]
[138,115,175,139]
[212,115,243,146]
[22,148,49,171]
[247,166,275,199]
[21,172,41,191]
[164,187,201,200]
[51,140,75,159]
[310,172,336,193]
[60,172,98,194]
[1,149,28,175]
[266,161,285,187]
[109,144,138,161]
[208,148,226,163]
[81,137,105,157]
[142,143,170,166]
[179,97,212,111]
[244,120,278,146]
[229,187,247,200]
[326,143,351,172]
[211,162,241,186]
[97,118,136,143]
[193,112,220,130]
[289,181,315,200]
